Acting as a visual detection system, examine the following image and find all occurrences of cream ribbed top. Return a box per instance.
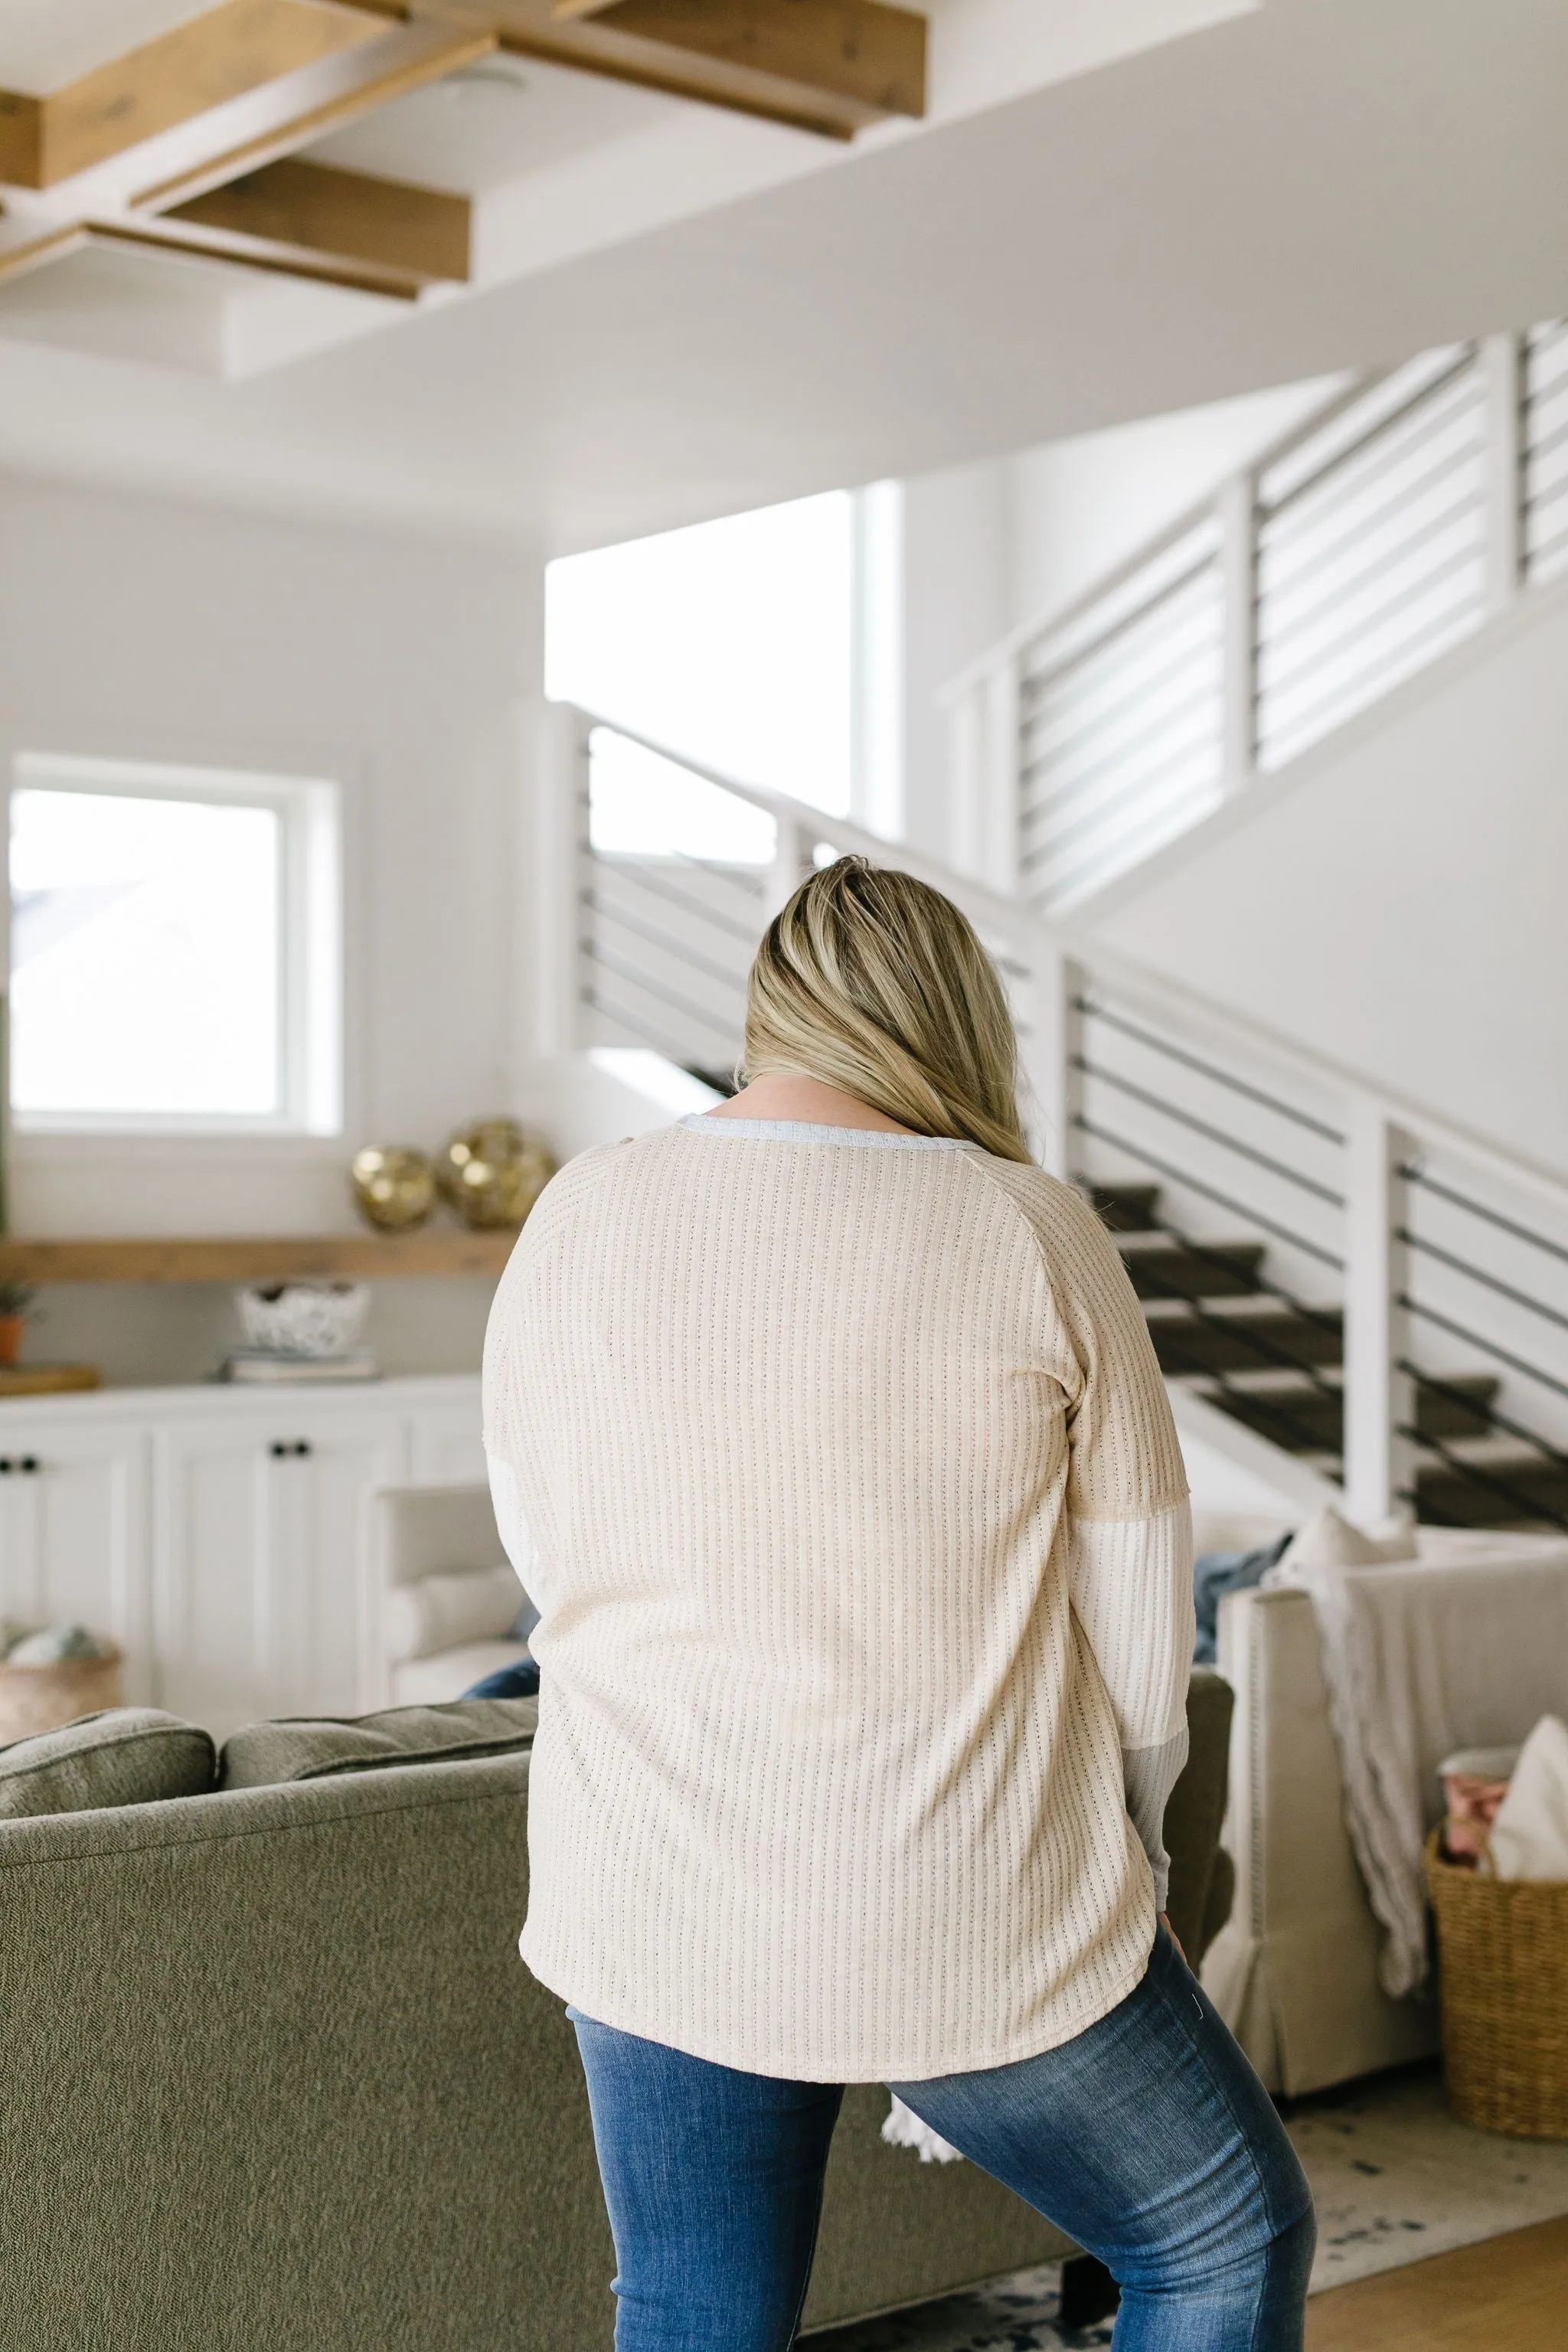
[482,1118,1193,2083]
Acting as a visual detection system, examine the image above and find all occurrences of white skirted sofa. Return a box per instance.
[366,1482,532,1708]
[1197,1509,1568,2095]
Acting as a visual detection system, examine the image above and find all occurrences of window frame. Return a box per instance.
[8,751,343,1140]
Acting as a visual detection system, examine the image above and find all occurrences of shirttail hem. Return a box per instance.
[518,1915,1159,2087]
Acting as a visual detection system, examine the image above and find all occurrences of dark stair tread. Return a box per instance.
[1207,1371,1500,1455]
[1086,1184,1161,1233]
[1148,1305,1344,1375]
[1119,1238,1266,1300]
[1415,1448,1568,1527]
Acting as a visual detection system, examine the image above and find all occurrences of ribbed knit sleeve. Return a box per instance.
[482,1125,1193,2082]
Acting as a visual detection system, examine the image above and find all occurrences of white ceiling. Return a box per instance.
[0,0,1563,557]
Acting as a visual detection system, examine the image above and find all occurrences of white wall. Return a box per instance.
[1087,581,1568,1176]
[899,461,1012,862]
[0,472,544,1381]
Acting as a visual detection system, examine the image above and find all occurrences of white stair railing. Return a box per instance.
[941,317,1566,914]
[550,704,1568,1537]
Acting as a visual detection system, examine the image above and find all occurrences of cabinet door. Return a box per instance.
[408,1394,487,1487]
[156,1410,407,1740]
[0,1420,152,1702]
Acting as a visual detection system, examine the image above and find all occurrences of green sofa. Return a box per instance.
[0,1675,1233,2350]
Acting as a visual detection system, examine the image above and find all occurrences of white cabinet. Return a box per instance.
[408,1393,487,1485]
[0,1376,479,1742]
[0,1423,153,1701]
[155,1408,407,1737]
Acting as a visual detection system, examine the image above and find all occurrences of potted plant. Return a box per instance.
[0,1279,35,1367]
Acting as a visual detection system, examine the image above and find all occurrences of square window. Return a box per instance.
[8,755,341,1135]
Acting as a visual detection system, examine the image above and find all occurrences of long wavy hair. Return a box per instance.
[742,857,1031,1163]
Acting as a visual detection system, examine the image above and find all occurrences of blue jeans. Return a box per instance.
[570,1929,1314,2351]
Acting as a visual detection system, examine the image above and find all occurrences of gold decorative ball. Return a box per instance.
[436,1119,555,1230]
[351,1145,437,1233]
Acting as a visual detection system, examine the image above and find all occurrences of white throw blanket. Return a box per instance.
[1276,1531,1568,1994]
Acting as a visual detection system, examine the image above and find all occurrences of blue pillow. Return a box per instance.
[1193,1533,1292,1664]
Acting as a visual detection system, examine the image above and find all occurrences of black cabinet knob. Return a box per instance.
[19,1457,38,1475]
[0,1459,11,1475]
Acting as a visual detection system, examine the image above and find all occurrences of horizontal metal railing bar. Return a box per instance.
[583,858,764,948]
[1037,791,1224,912]
[1259,381,1481,562]
[580,939,742,1043]
[1396,1358,1568,1471]
[1021,562,1220,705]
[1021,720,1221,858]
[1019,555,1217,701]
[1397,1230,1568,1333]
[1400,1165,1568,1267]
[1524,410,1568,472]
[582,985,716,1070]
[1019,626,1220,777]
[1257,537,1483,704]
[1075,997,1347,1142]
[580,888,753,992]
[1256,486,1483,656]
[1256,429,1487,603]
[1020,678,1221,820]
[1076,1113,1345,1271]
[939,514,1226,705]
[1259,351,1475,517]
[1395,1423,1568,1530]
[1258,593,1484,762]
[1073,1055,1348,1205]
[1021,673,1221,806]
[1397,1295,1568,1405]
[940,369,1439,708]
[591,842,765,897]
[1027,769,1220,899]
[1523,508,1568,557]
[1020,585,1220,734]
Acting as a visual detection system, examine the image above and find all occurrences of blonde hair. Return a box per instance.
[743,858,1031,1163]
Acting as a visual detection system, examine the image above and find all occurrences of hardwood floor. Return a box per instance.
[1305,2214,1568,2350]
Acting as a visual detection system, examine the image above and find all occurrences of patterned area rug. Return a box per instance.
[807,2064,1568,2350]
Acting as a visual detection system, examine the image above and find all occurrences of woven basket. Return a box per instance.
[1426,1831,1568,2138]
[0,1647,124,1746]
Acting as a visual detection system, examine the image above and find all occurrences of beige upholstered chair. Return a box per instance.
[365,1481,531,1709]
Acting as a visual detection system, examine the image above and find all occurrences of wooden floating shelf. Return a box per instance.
[0,1233,518,1284]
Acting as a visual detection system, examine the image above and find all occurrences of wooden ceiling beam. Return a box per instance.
[166,157,471,283]
[87,217,426,302]
[354,2,926,139]
[131,24,495,211]
[0,1,390,192]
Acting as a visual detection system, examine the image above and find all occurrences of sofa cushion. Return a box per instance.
[1279,1503,1413,1571]
[0,1707,216,1818]
[384,1565,524,1664]
[218,1698,538,1791]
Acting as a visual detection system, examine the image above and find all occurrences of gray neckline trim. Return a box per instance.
[678,1115,977,1151]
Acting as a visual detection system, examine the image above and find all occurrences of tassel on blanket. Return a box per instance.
[881,2096,964,2164]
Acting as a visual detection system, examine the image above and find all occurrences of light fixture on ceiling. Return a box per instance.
[445,59,531,99]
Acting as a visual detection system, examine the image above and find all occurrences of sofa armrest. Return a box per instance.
[1200,1584,1437,2093]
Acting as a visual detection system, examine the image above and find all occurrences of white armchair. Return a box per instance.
[1197,1510,1568,2095]
[365,1482,533,1709]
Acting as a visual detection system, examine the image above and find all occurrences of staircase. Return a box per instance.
[1093,1181,1566,1531]
[540,698,1568,1542]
